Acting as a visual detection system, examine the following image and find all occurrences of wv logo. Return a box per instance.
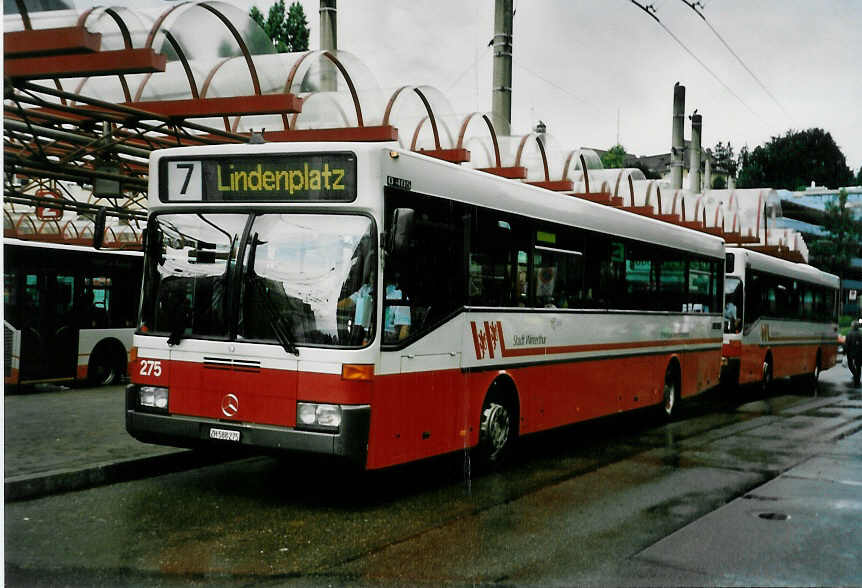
[470,320,504,360]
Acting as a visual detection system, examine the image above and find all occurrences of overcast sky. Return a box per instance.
[222,0,861,176]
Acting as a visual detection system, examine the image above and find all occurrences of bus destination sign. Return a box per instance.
[162,153,356,202]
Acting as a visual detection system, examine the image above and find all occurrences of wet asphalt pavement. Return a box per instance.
[4,363,862,586]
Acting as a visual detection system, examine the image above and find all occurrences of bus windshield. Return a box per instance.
[139,213,376,348]
[724,276,743,334]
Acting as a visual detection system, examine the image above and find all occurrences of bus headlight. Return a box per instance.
[139,386,169,411]
[297,402,342,431]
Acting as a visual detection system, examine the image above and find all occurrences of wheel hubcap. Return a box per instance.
[481,402,510,459]
[664,382,675,415]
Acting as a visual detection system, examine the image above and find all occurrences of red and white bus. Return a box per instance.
[721,246,839,389]
[4,238,142,389]
[126,142,725,469]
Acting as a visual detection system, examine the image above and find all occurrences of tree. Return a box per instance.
[601,144,627,169]
[708,140,738,178]
[808,188,862,278]
[856,165,862,186]
[250,0,309,53]
[736,128,853,190]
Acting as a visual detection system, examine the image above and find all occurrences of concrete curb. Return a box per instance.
[4,450,233,502]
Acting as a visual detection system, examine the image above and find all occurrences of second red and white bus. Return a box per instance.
[126,141,725,469]
[722,246,839,389]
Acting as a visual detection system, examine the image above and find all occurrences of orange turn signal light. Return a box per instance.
[129,346,139,362]
[341,363,374,381]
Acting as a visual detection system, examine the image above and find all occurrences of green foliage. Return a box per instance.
[856,166,862,186]
[250,0,309,53]
[736,128,854,190]
[217,39,240,58]
[708,141,738,178]
[601,144,627,169]
[633,162,662,180]
[808,188,862,278]
[711,175,727,189]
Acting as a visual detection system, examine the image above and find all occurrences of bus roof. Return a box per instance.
[727,246,839,288]
[384,147,725,260]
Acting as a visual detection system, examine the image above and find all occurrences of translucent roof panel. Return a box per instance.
[152,1,274,63]
[286,91,356,130]
[457,113,501,169]
[80,6,154,51]
[631,180,673,214]
[286,51,385,127]
[387,86,458,151]
[515,133,567,182]
[3,0,78,31]
[581,169,646,201]
[461,136,497,169]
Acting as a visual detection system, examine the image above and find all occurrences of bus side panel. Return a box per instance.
[366,347,722,470]
[516,348,719,433]
[367,369,471,470]
[822,342,838,370]
[738,340,837,384]
[514,356,635,432]
[681,348,722,398]
[738,343,765,385]
[76,327,134,381]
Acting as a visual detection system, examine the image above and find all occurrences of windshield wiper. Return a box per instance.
[245,233,299,356]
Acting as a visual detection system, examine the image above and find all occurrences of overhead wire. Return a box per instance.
[678,0,792,119]
[626,0,769,128]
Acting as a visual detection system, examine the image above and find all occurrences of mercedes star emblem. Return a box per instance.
[221,393,239,417]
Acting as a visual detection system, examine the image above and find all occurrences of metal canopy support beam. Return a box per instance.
[123,94,304,119]
[526,180,574,191]
[6,49,166,80]
[231,126,399,143]
[4,27,102,58]
[414,148,471,164]
[478,166,528,179]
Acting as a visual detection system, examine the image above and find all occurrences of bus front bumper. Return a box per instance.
[125,398,370,467]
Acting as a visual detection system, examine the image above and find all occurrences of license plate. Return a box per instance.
[209,428,240,442]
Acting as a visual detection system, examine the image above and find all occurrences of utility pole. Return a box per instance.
[492,0,513,136]
[319,0,337,91]
[671,82,685,189]
[689,110,703,193]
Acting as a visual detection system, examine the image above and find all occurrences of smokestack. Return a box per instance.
[704,158,711,191]
[671,83,685,189]
[319,0,337,91]
[492,0,513,136]
[689,111,702,193]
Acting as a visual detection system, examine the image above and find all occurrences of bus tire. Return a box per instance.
[474,381,518,469]
[660,362,680,420]
[761,353,773,395]
[808,350,822,390]
[88,341,127,386]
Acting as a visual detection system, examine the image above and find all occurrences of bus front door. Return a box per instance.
[19,271,78,383]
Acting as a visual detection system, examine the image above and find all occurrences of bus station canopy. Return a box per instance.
[3,1,810,261]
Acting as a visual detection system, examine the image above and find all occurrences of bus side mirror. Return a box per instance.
[386,208,414,260]
[144,224,164,265]
[92,207,107,250]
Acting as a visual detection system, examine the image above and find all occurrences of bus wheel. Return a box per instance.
[88,344,125,386]
[475,391,517,468]
[661,365,679,419]
[809,351,822,390]
[761,355,773,395]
